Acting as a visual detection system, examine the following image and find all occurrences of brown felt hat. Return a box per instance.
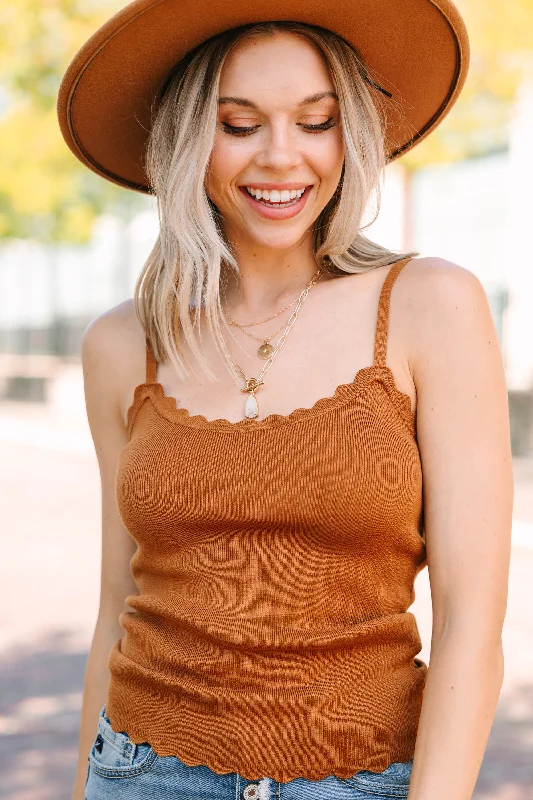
[57,0,470,194]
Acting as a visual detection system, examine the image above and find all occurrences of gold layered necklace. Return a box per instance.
[221,269,324,419]
[225,295,299,360]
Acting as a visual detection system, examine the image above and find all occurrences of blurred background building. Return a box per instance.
[1,2,532,798]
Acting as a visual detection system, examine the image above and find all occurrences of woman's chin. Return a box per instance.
[218,205,318,252]
[243,229,309,252]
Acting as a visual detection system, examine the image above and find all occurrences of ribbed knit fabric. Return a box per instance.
[106,257,427,783]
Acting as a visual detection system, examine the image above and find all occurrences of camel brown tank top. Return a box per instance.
[106,257,427,783]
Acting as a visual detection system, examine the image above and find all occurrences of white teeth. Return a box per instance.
[245,186,306,203]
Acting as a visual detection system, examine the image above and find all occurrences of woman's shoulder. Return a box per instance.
[81,299,147,427]
[397,254,476,287]
[398,255,486,326]
[390,255,482,325]
[82,298,145,370]
[84,296,142,340]
[397,254,495,393]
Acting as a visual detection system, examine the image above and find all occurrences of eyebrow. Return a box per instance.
[218,90,339,108]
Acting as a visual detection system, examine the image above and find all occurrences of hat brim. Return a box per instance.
[57,0,470,194]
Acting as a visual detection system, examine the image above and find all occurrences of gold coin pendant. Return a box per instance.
[257,343,274,360]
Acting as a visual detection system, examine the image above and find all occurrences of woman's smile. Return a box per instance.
[238,183,314,219]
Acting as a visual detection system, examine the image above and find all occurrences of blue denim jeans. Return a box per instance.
[85,704,414,799]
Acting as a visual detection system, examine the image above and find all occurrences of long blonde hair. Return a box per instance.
[134,20,417,383]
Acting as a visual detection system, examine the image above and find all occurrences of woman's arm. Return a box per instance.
[71,305,143,800]
[405,258,514,800]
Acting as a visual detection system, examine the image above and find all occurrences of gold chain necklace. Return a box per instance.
[226,316,293,359]
[224,268,324,419]
[223,291,299,360]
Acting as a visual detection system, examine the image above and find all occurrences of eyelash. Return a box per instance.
[221,118,336,136]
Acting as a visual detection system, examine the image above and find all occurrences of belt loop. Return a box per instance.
[122,739,134,764]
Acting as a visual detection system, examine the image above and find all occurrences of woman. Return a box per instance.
[57,2,514,799]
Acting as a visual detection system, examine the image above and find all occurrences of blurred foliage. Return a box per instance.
[403,0,533,169]
[0,0,147,243]
[0,0,532,242]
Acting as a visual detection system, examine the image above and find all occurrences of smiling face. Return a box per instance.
[204,31,345,255]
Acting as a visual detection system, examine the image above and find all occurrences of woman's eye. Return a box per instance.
[221,118,336,136]
[221,123,259,135]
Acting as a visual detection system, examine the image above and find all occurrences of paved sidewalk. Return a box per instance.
[0,392,532,800]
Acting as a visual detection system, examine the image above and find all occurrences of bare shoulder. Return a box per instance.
[81,298,147,428]
[82,297,144,359]
[398,253,481,303]
[397,254,494,378]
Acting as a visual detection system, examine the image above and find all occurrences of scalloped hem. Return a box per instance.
[126,364,415,435]
[105,706,417,784]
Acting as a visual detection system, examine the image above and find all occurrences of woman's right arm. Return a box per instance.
[71,304,143,800]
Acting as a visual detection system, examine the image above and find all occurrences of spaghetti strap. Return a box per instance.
[145,339,158,384]
[373,258,411,368]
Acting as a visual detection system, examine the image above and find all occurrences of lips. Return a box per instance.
[239,184,314,221]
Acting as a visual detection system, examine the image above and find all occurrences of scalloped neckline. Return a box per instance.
[127,364,416,432]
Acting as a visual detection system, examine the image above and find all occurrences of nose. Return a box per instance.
[252,121,304,173]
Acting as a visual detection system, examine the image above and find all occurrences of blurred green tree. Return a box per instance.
[0,0,531,242]
[403,0,533,169]
[0,0,147,243]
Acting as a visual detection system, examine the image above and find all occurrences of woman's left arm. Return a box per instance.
[405,258,514,800]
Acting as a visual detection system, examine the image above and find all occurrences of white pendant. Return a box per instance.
[244,393,259,419]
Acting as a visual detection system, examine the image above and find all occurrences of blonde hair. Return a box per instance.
[134,20,417,383]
